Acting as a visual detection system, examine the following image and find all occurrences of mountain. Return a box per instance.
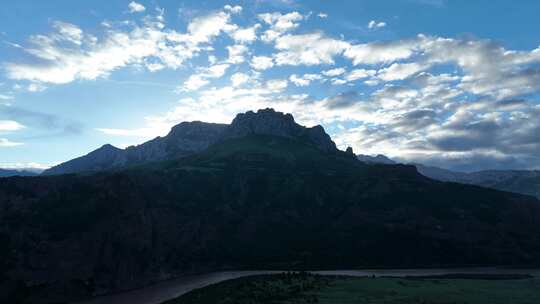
[416,165,540,199]
[2,109,540,303]
[42,109,337,175]
[356,155,540,198]
[42,121,227,175]
[356,154,396,165]
[0,169,40,178]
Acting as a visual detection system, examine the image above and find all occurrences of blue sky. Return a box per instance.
[1,0,540,172]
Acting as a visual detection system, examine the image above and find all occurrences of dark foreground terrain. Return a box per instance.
[1,110,540,303]
[168,273,540,304]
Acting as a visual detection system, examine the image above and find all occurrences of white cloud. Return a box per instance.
[230,72,250,87]
[181,75,210,91]
[185,11,237,44]
[368,20,386,29]
[289,73,322,86]
[0,94,14,100]
[250,55,274,70]
[128,1,146,13]
[0,162,51,170]
[346,69,377,81]
[224,5,242,14]
[274,32,350,65]
[227,44,248,64]
[180,63,230,91]
[0,120,24,132]
[52,21,83,45]
[230,24,260,44]
[377,62,429,81]
[258,11,304,42]
[317,13,328,18]
[266,79,288,91]
[322,67,346,77]
[5,9,239,86]
[344,40,418,65]
[0,138,22,147]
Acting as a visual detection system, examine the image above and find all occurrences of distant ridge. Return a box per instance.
[356,154,540,198]
[0,168,41,177]
[43,109,338,175]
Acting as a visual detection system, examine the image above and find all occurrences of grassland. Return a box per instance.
[166,272,540,304]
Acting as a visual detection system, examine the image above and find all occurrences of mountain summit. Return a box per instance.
[43,109,337,175]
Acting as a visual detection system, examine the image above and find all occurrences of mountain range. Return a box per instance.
[42,109,336,175]
[0,169,40,178]
[356,154,540,199]
[1,109,540,303]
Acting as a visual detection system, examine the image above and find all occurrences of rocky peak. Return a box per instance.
[226,108,298,137]
[223,108,338,153]
[167,121,227,141]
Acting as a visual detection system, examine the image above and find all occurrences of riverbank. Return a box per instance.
[79,268,540,304]
[166,273,540,304]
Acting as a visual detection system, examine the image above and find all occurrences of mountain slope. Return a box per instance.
[2,133,540,303]
[42,109,337,175]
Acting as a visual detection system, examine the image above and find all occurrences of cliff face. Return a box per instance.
[42,109,336,175]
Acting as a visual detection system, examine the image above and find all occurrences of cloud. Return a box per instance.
[223,5,242,14]
[0,120,24,132]
[0,162,51,170]
[322,67,346,77]
[0,105,83,138]
[317,13,328,18]
[258,11,304,42]
[128,1,146,13]
[250,55,274,70]
[226,44,248,64]
[230,72,250,87]
[266,79,288,91]
[0,138,22,147]
[345,69,377,82]
[230,24,260,44]
[5,8,238,86]
[8,5,540,171]
[274,32,349,65]
[377,62,429,81]
[289,73,322,86]
[368,20,386,29]
[180,63,230,91]
[344,39,417,65]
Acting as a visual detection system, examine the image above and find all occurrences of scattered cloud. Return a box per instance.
[274,32,349,65]
[227,44,249,63]
[0,120,24,132]
[250,55,274,70]
[289,73,322,86]
[322,67,346,77]
[0,138,22,147]
[0,162,51,170]
[5,3,540,170]
[180,63,230,91]
[368,20,386,29]
[128,1,146,13]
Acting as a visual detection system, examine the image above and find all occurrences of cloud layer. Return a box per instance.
[3,3,540,171]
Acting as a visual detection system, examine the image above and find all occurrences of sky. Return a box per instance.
[1,0,540,172]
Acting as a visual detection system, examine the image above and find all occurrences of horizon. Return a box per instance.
[1,0,540,172]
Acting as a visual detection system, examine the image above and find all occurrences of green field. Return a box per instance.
[165,272,540,304]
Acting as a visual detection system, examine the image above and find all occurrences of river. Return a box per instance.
[79,268,540,304]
